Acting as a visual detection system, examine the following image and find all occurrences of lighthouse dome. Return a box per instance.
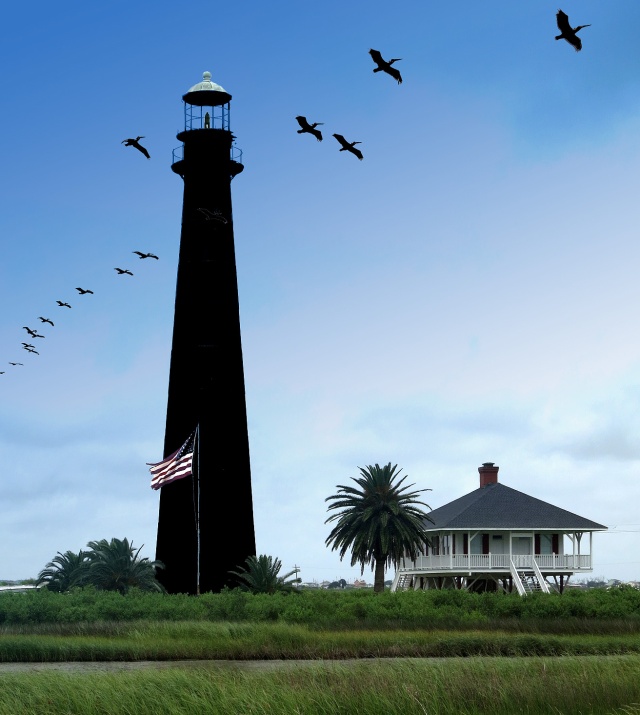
[182,71,231,107]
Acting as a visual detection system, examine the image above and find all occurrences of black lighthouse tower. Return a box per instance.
[155,71,256,594]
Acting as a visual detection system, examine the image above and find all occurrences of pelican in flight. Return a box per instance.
[56,300,72,308]
[133,251,159,260]
[122,136,150,159]
[21,343,34,348]
[76,287,94,295]
[24,346,39,354]
[197,208,228,223]
[555,10,591,51]
[295,116,324,141]
[333,133,364,160]
[38,317,54,326]
[23,326,37,337]
[115,268,133,275]
[9,362,23,366]
[368,49,402,84]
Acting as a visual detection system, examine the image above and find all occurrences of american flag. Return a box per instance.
[148,431,196,490]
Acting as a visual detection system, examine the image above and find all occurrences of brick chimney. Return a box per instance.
[479,462,499,487]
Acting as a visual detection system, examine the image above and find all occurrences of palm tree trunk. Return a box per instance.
[373,558,386,593]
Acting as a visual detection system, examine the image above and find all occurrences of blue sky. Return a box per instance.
[2,0,640,584]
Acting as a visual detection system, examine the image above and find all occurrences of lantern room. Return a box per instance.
[182,71,232,131]
[171,71,243,178]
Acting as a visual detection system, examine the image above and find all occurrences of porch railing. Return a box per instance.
[401,553,592,572]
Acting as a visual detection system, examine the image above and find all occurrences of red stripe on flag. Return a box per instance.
[148,433,195,490]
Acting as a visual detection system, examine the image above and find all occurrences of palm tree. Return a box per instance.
[325,463,434,593]
[85,538,166,594]
[36,550,90,592]
[228,554,301,594]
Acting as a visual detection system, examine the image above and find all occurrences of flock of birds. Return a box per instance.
[1,250,159,374]
[3,120,235,377]
[295,12,591,160]
[1,118,170,374]
[3,10,590,375]
[295,49,402,161]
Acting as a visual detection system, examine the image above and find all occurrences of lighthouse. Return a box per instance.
[155,71,256,594]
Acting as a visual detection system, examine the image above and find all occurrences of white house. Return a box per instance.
[392,462,607,595]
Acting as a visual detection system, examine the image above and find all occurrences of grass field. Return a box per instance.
[1,655,640,714]
[3,588,640,713]
[2,621,640,661]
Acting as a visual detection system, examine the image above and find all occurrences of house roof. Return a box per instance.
[425,482,607,531]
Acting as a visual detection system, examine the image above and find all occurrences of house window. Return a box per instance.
[470,535,483,554]
[492,534,505,555]
[539,534,554,555]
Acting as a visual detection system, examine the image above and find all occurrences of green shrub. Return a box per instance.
[4,587,640,630]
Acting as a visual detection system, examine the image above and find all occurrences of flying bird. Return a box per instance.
[133,251,159,260]
[56,300,72,308]
[333,133,364,160]
[38,317,54,326]
[23,326,37,337]
[555,10,590,51]
[24,347,39,354]
[9,362,23,366]
[368,49,403,84]
[21,343,34,349]
[197,208,228,223]
[122,136,150,159]
[115,268,133,275]
[295,116,324,141]
[76,287,94,295]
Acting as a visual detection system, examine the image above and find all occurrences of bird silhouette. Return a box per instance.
[56,300,72,308]
[38,317,54,326]
[555,10,590,51]
[369,49,403,84]
[197,208,228,223]
[76,287,94,295]
[24,347,39,354]
[9,362,23,366]
[115,268,133,275]
[333,133,364,160]
[23,327,37,337]
[133,251,159,260]
[21,343,34,349]
[295,116,324,141]
[122,136,150,159]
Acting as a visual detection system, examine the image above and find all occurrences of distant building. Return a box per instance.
[0,584,40,593]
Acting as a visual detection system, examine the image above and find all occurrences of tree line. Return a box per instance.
[37,463,433,595]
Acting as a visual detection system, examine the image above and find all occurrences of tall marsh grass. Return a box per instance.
[1,656,640,714]
[1,621,640,662]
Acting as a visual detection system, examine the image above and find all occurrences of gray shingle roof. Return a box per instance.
[425,482,607,531]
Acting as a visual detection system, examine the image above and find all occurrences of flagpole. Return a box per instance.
[196,423,201,596]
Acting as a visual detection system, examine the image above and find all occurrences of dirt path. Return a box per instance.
[0,658,393,674]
